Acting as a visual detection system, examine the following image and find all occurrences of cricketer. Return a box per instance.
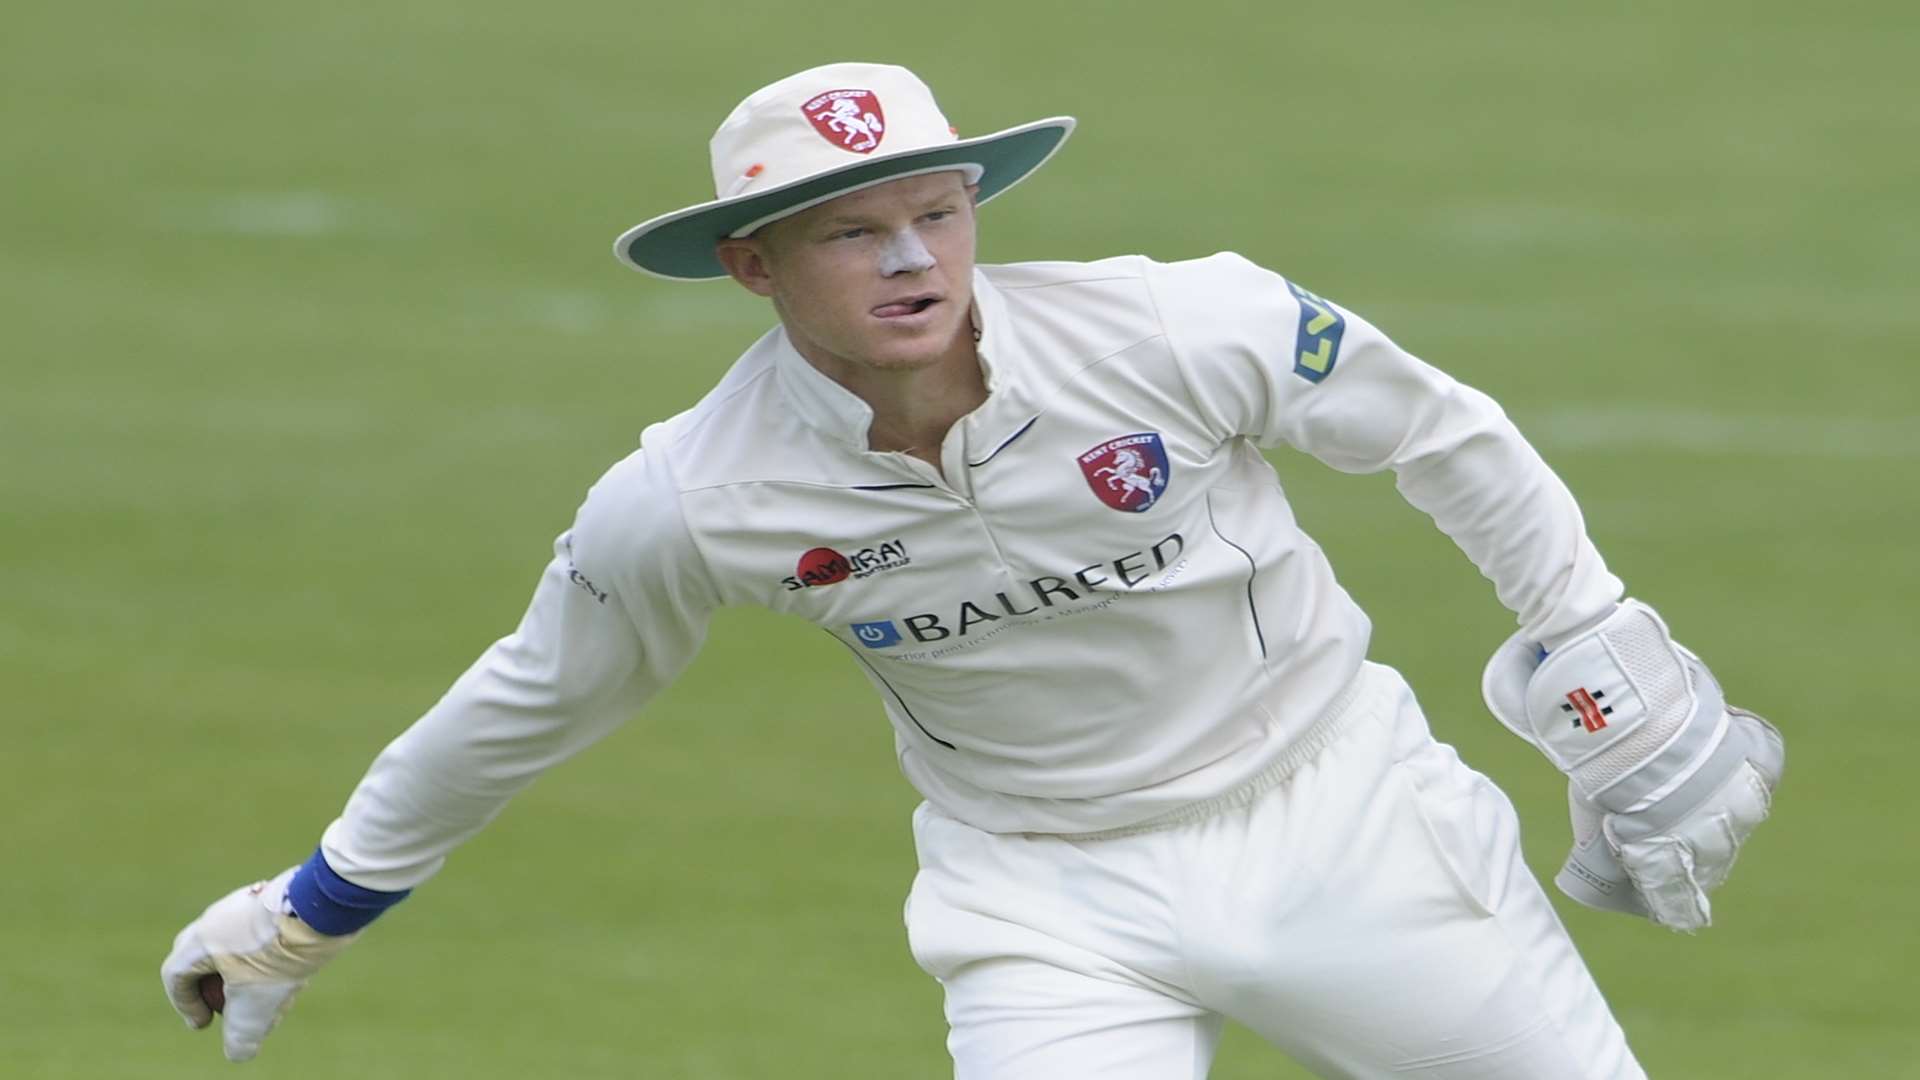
[164,62,1785,1078]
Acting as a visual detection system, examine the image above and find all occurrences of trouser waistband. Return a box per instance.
[1041,664,1376,843]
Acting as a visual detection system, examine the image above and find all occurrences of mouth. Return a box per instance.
[871,293,942,319]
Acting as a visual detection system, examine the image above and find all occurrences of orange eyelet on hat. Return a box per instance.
[723,163,767,198]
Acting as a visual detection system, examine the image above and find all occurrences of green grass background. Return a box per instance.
[4,1,1917,1075]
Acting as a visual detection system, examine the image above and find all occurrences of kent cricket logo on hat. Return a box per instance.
[803,89,886,153]
[612,62,1076,281]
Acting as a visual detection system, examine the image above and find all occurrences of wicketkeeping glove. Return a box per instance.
[161,867,358,1062]
[1482,599,1785,931]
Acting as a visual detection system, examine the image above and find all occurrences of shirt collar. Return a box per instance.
[969,267,1015,397]
[770,329,876,451]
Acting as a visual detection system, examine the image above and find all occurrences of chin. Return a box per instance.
[858,345,951,372]
[858,323,967,370]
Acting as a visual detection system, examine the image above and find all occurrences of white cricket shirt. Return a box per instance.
[322,254,1623,890]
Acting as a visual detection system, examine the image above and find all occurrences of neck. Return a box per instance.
[794,326,988,470]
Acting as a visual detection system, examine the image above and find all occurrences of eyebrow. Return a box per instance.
[819,199,957,226]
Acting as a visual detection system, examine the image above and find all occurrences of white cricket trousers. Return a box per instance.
[904,663,1646,1079]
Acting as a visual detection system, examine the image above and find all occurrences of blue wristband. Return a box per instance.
[286,847,411,935]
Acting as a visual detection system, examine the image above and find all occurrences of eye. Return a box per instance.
[922,209,953,223]
[830,227,867,241]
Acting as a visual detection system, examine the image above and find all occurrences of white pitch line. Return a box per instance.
[523,291,608,336]
[632,285,770,329]
[1524,406,1920,459]
[156,192,387,237]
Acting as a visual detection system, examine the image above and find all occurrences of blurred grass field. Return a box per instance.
[4,1,1917,1076]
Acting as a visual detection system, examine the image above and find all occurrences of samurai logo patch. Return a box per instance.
[1286,280,1346,383]
[1078,433,1171,513]
[802,89,886,154]
[782,540,911,591]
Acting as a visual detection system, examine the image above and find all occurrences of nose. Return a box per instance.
[877,228,935,277]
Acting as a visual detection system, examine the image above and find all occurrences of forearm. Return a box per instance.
[308,450,713,899]
[1386,380,1623,647]
[317,644,646,892]
[1277,327,1623,643]
[316,570,658,892]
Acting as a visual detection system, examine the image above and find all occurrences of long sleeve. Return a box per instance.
[318,444,719,891]
[1150,252,1622,647]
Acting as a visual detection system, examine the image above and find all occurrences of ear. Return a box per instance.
[966,184,980,205]
[715,237,777,298]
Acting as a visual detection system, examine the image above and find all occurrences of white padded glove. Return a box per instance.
[1483,599,1785,931]
[161,867,357,1062]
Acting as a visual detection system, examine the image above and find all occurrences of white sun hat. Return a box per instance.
[613,62,1075,281]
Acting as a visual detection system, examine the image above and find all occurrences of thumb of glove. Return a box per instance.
[220,979,302,1063]
[1555,784,1650,918]
[1731,707,1785,792]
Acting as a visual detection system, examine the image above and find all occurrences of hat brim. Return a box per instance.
[613,117,1075,281]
